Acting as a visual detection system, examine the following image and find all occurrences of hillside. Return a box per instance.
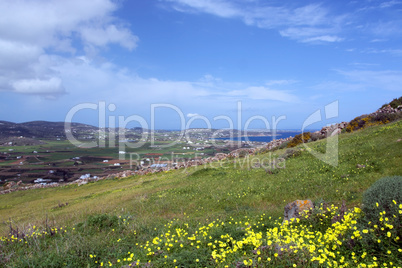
[0,118,401,267]
[0,120,97,140]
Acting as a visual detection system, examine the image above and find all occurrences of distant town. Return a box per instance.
[0,121,300,186]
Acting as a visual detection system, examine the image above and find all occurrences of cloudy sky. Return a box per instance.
[1,0,401,130]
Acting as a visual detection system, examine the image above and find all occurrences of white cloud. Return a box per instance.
[303,35,343,43]
[0,40,42,69]
[169,0,240,17]
[311,81,366,93]
[370,21,402,37]
[166,0,346,43]
[0,0,138,98]
[168,0,402,43]
[312,69,402,93]
[363,48,402,57]
[0,0,131,50]
[379,1,402,8]
[279,27,343,43]
[46,55,300,118]
[265,80,296,86]
[370,39,387,43]
[227,86,298,102]
[55,58,210,106]
[336,70,402,92]
[80,25,139,50]
[12,77,65,95]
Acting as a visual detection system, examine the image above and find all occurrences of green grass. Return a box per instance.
[0,120,401,267]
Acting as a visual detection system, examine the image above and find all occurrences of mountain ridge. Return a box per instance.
[0,120,98,139]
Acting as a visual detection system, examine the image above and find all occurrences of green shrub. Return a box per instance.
[287,132,311,148]
[277,141,289,150]
[362,176,402,224]
[382,96,402,109]
[345,97,402,133]
[374,111,402,123]
[86,214,119,231]
[347,96,402,133]
[281,148,302,159]
[238,150,249,158]
[345,113,395,132]
[345,115,369,132]
[310,132,323,141]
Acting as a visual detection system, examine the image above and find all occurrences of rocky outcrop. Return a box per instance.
[372,104,400,116]
[228,148,255,158]
[0,182,59,195]
[264,137,293,150]
[3,181,16,189]
[283,199,314,223]
[315,122,348,138]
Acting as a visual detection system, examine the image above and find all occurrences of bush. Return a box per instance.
[362,176,402,224]
[373,112,392,124]
[382,96,402,109]
[287,132,311,148]
[277,141,289,150]
[373,111,402,123]
[84,214,119,231]
[346,97,402,133]
[281,148,302,159]
[310,132,324,141]
[345,115,369,132]
[238,150,249,158]
[345,113,398,132]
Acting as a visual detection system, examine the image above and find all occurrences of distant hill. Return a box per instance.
[0,121,97,140]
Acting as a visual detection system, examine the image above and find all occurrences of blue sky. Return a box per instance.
[0,0,401,130]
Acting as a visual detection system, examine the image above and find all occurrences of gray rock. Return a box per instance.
[330,128,342,136]
[283,199,314,223]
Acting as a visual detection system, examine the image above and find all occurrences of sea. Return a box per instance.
[213,131,302,143]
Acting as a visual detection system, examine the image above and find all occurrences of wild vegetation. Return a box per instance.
[287,132,311,148]
[381,97,402,109]
[0,118,401,267]
[345,99,402,133]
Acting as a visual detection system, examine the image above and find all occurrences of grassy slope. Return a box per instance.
[0,120,401,266]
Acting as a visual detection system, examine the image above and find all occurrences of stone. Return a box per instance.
[77,179,88,186]
[330,128,342,136]
[283,199,314,222]
[3,181,16,189]
[319,122,348,137]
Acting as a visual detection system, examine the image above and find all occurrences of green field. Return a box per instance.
[0,139,221,183]
[0,139,220,164]
[0,121,401,267]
